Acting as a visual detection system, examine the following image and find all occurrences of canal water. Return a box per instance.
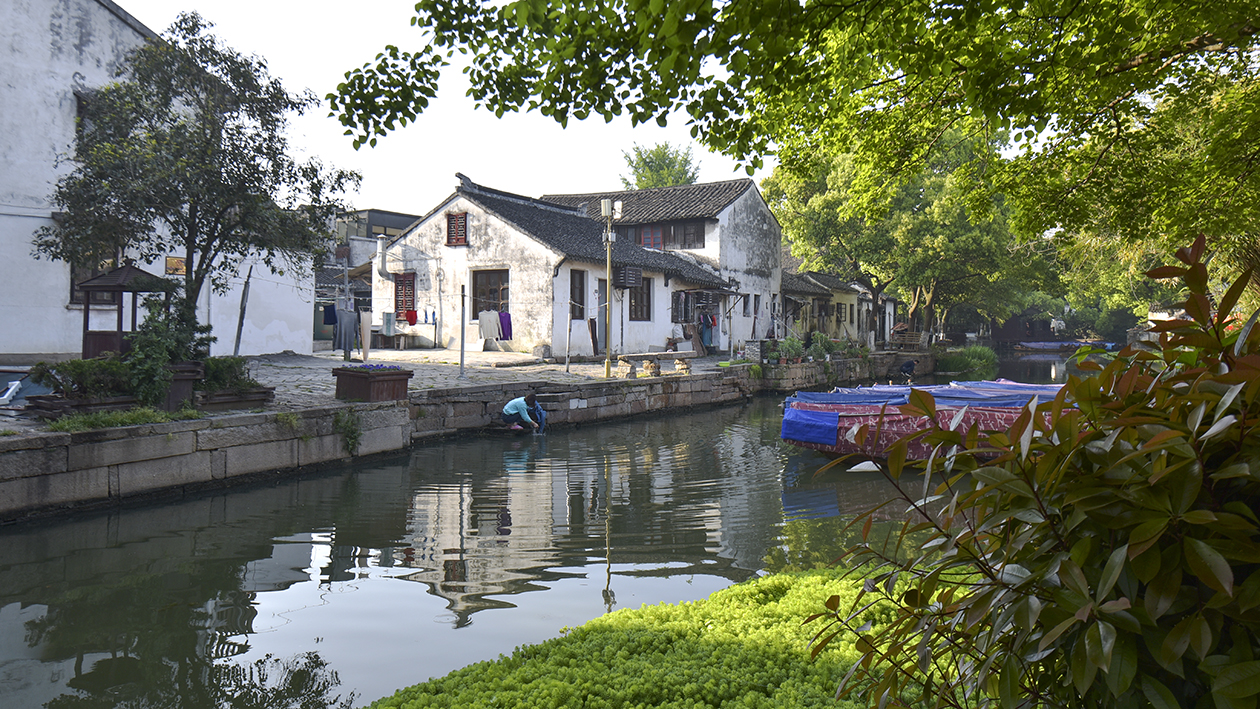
[0,396,898,708]
[0,354,1058,708]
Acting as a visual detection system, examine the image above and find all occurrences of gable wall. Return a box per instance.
[713,189,782,344]
[376,196,562,353]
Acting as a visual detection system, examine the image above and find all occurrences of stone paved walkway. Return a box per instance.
[0,348,730,438]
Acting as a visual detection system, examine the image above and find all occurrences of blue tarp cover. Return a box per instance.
[781,407,840,447]
[787,380,1063,410]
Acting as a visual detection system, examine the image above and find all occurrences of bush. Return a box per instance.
[197,356,263,393]
[935,344,998,373]
[809,237,1260,709]
[29,356,132,398]
[780,336,805,360]
[47,406,203,432]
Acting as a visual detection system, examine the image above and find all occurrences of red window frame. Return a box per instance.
[639,226,663,250]
[394,272,416,313]
[446,212,468,246]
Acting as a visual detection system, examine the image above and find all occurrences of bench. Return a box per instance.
[618,350,700,362]
[890,331,927,350]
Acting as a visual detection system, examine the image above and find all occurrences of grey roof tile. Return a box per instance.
[541,179,756,224]
[458,182,728,289]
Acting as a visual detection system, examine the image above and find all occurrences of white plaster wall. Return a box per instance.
[712,189,781,350]
[375,196,562,353]
[0,0,152,358]
[550,261,606,358]
[199,256,315,356]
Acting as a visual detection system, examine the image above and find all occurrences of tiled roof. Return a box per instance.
[76,264,165,292]
[457,181,728,289]
[803,271,859,294]
[781,271,831,296]
[540,179,757,225]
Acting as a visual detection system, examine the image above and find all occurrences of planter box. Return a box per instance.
[26,394,141,419]
[164,362,205,412]
[333,368,414,402]
[193,387,276,412]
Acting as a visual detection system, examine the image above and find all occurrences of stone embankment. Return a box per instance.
[0,351,929,523]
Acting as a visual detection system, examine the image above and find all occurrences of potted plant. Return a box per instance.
[763,340,783,365]
[26,355,141,418]
[193,356,276,411]
[780,336,805,363]
[333,364,414,402]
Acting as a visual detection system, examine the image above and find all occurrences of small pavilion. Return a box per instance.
[76,263,166,359]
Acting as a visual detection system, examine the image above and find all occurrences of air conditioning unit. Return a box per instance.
[613,267,642,289]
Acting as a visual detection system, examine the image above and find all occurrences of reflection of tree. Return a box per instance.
[764,517,928,574]
[42,652,355,709]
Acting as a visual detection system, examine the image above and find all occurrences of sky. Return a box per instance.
[116,0,772,218]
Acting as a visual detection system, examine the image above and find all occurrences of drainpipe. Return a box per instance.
[376,236,391,279]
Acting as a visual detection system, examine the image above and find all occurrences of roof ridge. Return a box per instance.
[457,173,588,218]
[541,177,753,201]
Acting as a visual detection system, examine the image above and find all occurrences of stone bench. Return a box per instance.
[619,350,699,362]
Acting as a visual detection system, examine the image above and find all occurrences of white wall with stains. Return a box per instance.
[0,0,315,361]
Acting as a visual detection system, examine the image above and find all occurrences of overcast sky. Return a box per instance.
[116,0,772,217]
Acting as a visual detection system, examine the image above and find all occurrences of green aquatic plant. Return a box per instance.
[333,409,362,455]
[365,568,877,708]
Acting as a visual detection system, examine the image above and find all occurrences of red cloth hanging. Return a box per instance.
[405,310,418,326]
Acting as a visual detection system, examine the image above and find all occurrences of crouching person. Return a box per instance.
[502,393,546,433]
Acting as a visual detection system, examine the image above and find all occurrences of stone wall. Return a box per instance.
[0,355,930,522]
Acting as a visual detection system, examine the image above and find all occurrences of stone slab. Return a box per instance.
[0,445,68,480]
[223,439,299,476]
[115,451,215,496]
[68,431,195,470]
[0,466,111,518]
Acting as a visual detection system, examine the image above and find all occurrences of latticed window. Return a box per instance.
[394,272,415,313]
[446,212,468,246]
[69,262,118,305]
[473,269,509,317]
[629,277,652,321]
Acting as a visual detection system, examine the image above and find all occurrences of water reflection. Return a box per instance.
[0,397,891,707]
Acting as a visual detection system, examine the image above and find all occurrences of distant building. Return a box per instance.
[371,174,780,357]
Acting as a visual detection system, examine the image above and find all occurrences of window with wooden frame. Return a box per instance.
[69,262,118,306]
[639,226,663,250]
[394,272,416,314]
[628,277,652,321]
[570,269,586,320]
[742,293,751,317]
[446,212,468,246]
[472,269,509,317]
[664,221,704,249]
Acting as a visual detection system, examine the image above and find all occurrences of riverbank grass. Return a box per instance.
[935,345,998,374]
[366,569,874,708]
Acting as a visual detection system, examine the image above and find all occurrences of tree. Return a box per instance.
[328,0,1259,267]
[619,142,700,190]
[35,12,359,324]
[808,237,1260,709]
[763,136,1051,335]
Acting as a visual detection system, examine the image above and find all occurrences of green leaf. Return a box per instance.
[1097,545,1127,601]
[1215,662,1260,699]
[1106,634,1138,697]
[1186,538,1234,596]
[1142,676,1181,709]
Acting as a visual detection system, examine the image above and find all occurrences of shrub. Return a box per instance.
[47,406,203,432]
[780,336,805,360]
[808,237,1260,709]
[197,356,263,393]
[29,356,132,398]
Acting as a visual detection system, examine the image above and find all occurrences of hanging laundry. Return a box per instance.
[322,304,337,325]
[405,310,418,326]
[334,308,357,353]
[478,311,503,339]
[498,311,513,340]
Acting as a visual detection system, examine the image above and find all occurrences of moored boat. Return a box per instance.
[781,379,1063,459]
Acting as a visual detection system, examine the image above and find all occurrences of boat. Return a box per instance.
[780,379,1063,459]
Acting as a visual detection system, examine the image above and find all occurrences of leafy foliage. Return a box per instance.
[125,296,215,407]
[365,568,873,708]
[34,12,359,313]
[620,142,700,189]
[29,357,132,399]
[46,406,204,433]
[197,356,264,393]
[808,236,1260,708]
[328,0,1259,281]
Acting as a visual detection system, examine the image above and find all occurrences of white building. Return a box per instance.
[1,0,317,363]
[372,175,782,358]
